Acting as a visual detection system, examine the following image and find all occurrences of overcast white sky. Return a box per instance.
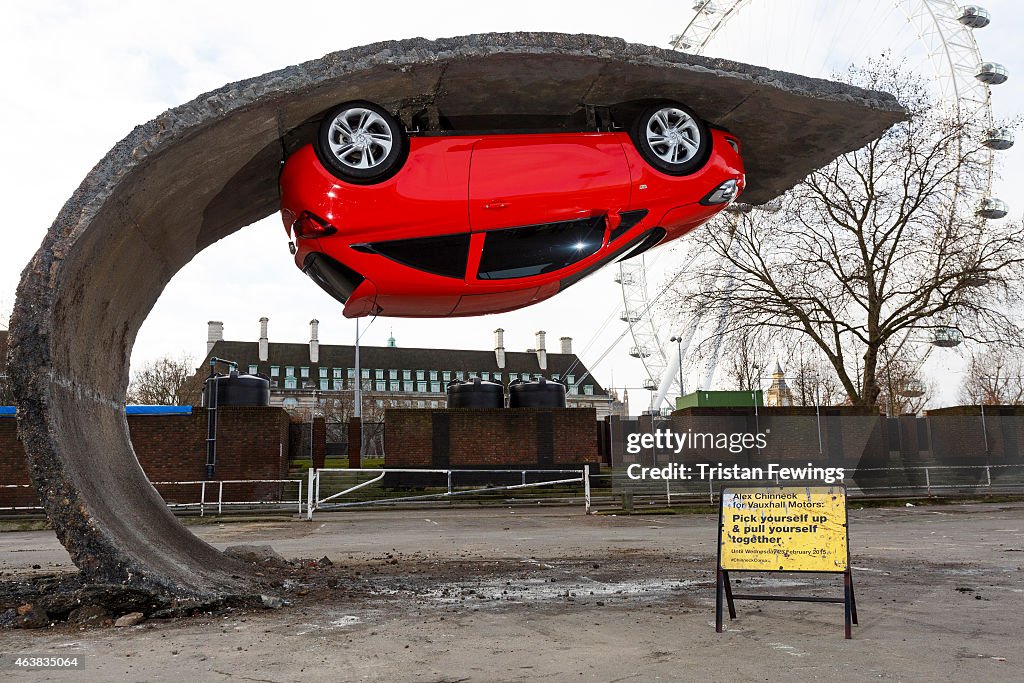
[1,0,1020,412]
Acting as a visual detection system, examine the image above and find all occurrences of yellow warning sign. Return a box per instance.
[719,486,848,572]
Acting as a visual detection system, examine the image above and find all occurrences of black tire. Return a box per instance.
[630,101,711,176]
[315,100,408,184]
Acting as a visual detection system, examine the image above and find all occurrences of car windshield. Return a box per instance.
[476,217,605,280]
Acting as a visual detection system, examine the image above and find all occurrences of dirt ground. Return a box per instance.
[1,501,1022,682]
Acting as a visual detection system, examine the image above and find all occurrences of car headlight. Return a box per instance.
[700,179,740,206]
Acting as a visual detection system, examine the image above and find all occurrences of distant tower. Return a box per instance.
[387,329,397,348]
[764,360,794,407]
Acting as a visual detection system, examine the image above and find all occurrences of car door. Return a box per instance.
[468,133,631,233]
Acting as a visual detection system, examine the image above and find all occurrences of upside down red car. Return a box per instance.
[279,99,744,318]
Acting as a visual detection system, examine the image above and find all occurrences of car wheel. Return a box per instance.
[316,100,408,184]
[630,102,711,176]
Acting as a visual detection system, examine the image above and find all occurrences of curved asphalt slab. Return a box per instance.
[8,32,905,597]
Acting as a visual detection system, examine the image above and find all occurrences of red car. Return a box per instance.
[279,100,744,318]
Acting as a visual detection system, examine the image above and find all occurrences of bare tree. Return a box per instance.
[669,59,1023,407]
[127,354,198,405]
[875,345,932,415]
[959,345,1024,405]
[0,369,12,406]
[784,341,847,407]
[721,328,770,390]
[0,329,14,406]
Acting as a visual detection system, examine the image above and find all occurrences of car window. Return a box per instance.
[361,233,470,279]
[477,217,606,280]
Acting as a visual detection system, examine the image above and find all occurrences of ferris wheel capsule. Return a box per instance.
[983,127,1014,150]
[975,62,1008,84]
[958,5,991,29]
[976,197,1009,219]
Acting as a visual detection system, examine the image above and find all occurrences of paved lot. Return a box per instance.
[1,502,1022,681]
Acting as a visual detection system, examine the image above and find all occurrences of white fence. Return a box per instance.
[306,466,592,520]
[1,479,303,516]
[616,464,1024,506]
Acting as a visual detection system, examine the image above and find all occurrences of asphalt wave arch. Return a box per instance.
[8,33,905,598]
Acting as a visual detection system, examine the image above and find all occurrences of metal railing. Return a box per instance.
[608,464,1024,506]
[1,480,303,515]
[306,466,592,519]
[151,479,304,517]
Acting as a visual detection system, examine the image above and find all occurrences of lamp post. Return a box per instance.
[669,335,685,405]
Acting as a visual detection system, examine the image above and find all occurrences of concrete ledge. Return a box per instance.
[8,32,904,597]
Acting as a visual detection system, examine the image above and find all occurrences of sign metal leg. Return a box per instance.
[723,569,737,618]
[716,568,724,633]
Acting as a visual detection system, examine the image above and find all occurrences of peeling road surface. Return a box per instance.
[2,502,1023,681]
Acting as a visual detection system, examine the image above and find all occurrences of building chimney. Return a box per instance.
[535,330,547,370]
[494,328,506,369]
[309,319,320,364]
[258,316,269,362]
[206,321,224,355]
[560,336,572,355]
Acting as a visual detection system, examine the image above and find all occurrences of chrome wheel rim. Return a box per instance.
[645,107,701,164]
[327,107,394,170]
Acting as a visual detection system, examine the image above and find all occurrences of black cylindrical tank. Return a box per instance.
[446,377,505,409]
[509,377,566,408]
[203,371,270,407]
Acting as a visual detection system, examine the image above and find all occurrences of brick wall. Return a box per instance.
[0,407,291,509]
[0,419,35,508]
[384,408,600,470]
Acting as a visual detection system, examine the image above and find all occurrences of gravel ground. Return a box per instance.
[1,502,1022,681]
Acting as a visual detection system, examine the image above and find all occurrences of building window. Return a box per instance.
[375,380,386,391]
[319,367,328,378]
[270,380,278,388]
[248,364,257,375]
[375,369,384,380]
[286,366,295,378]
[375,399,384,407]
[417,400,426,408]
[456,371,464,380]
[430,400,439,408]
[584,385,594,395]
[569,385,578,395]
[389,369,398,380]
[361,368,370,379]
[403,381,413,392]
[347,368,355,379]
[300,367,309,378]
[416,370,425,381]
[331,368,341,379]
[282,397,299,409]
[430,382,441,393]
[285,378,297,389]
[494,372,502,382]
[443,371,451,382]
[320,379,329,390]
[509,373,517,381]
[270,366,280,377]
[552,374,560,381]
[481,372,490,380]
[403,370,412,381]
[417,381,427,392]
[332,380,344,391]
[429,370,438,381]
[390,380,400,392]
